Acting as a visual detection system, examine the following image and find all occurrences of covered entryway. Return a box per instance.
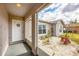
[0,3,49,56]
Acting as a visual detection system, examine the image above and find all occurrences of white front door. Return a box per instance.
[12,19,24,42]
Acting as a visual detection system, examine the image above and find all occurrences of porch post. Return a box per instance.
[32,13,38,55]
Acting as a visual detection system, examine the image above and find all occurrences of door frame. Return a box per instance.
[8,15,25,45]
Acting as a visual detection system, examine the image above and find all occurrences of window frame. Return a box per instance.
[38,24,46,34]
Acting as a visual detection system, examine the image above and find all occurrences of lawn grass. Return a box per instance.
[63,33,79,44]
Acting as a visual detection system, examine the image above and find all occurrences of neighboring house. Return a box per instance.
[38,20,64,37]
[65,23,79,33]
[38,20,51,38]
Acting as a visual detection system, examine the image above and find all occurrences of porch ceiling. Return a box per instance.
[4,3,46,17]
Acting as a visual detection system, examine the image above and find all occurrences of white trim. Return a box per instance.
[2,44,9,56]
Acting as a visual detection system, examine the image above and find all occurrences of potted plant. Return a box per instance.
[41,30,52,45]
[60,35,71,45]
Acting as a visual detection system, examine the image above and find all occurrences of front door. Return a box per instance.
[12,19,24,42]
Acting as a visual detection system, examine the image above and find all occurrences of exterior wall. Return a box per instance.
[38,21,51,39]
[56,21,63,36]
[0,4,9,55]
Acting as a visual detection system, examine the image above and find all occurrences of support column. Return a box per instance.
[32,13,38,55]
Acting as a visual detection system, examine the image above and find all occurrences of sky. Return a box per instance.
[38,3,79,24]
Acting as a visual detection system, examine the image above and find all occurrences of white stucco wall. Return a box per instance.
[0,4,9,55]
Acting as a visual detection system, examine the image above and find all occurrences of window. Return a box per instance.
[38,25,46,34]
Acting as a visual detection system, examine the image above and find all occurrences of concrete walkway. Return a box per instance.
[5,42,33,56]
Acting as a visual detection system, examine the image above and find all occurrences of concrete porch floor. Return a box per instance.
[5,42,33,56]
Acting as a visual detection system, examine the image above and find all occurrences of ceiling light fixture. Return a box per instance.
[16,3,21,7]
